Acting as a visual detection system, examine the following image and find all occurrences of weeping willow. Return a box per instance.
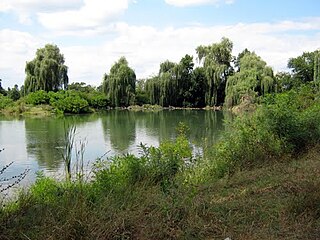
[24,44,68,94]
[196,37,233,106]
[144,60,179,107]
[103,57,136,107]
[225,52,275,108]
[145,77,160,105]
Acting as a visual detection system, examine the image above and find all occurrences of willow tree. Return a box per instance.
[159,60,180,106]
[196,37,233,106]
[24,44,68,94]
[103,57,136,107]
[145,76,161,105]
[314,50,320,90]
[225,51,275,107]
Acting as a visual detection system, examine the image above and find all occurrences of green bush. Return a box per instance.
[25,90,49,105]
[94,133,192,193]
[49,91,90,114]
[86,93,110,109]
[199,85,320,181]
[0,94,13,109]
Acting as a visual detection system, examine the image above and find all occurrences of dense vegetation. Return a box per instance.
[1,39,319,113]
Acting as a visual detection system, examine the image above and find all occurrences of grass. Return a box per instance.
[0,145,319,239]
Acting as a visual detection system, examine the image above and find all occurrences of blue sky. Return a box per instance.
[1,0,320,88]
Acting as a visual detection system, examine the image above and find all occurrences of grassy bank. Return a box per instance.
[0,85,320,239]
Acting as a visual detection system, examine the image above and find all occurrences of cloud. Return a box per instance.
[61,18,320,87]
[1,18,320,89]
[0,0,83,24]
[0,29,44,88]
[38,0,130,30]
[165,0,234,7]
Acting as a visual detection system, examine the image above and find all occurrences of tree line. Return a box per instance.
[1,39,320,110]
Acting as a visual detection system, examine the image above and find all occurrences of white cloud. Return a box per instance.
[0,29,44,88]
[60,18,320,87]
[1,18,320,89]
[165,0,234,7]
[0,0,83,24]
[38,0,129,30]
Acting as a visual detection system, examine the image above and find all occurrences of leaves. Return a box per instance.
[24,44,68,94]
[103,57,136,107]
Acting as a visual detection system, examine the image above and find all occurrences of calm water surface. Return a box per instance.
[0,110,227,185]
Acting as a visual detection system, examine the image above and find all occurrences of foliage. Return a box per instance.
[144,56,206,107]
[24,44,68,94]
[94,128,192,193]
[225,51,275,108]
[25,90,50,105]
[196,37,234,106]
[200,84,320,181]
[68,82,95,93]
[85,93,110,109]
[49,91,89,114]
[288,50,320,83]
[0,94,13,110]
[7,85,21,101]
[103,57,136,107]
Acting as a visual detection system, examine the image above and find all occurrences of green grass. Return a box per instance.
[0,146,319,239]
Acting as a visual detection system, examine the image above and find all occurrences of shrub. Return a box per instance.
[94,132,193,193]
[86,93,110,109]
[199,85,320,181]
[0,94,13,109]
[25,91,49,105]
[49,91,90,114]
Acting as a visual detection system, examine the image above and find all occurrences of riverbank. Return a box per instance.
[0,102,224,117]
[1,87,320,239]
[0,144,319,239]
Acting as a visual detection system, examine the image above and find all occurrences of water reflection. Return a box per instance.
[24,115,101,170]
[1,110,226,177]
[101,111,136,153]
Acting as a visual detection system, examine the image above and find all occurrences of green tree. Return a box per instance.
[24,44,68,94]
[135,79,149,105]
[68,82,95,93]
[275,72,294,92]
[103,57,136,107]
[7,84,21,101]
[145,76,161,105]
[189,67,206,107]
[196,37,234,106]
[177,54,194,107]
[159,60,179,106]
[225,51,275,107]
[288,50,320,84]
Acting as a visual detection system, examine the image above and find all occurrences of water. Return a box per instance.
[0,110,227,186]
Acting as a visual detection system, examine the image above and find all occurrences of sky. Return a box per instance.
[0,0,320,89]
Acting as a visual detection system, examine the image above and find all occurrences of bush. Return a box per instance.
[94,132,192,193]
[49,91,90,114]
[0,94,13,109]
[86,93,110,109]
[25,91,49,105]
[200,85,320,181]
